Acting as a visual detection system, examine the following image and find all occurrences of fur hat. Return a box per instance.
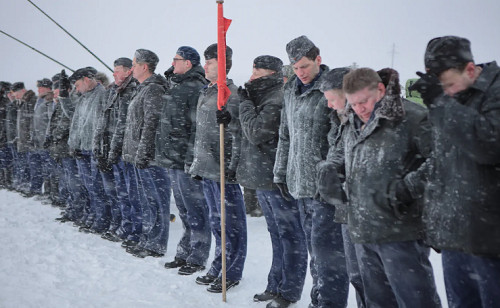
[286,35,316,64]
[70,67,97,83]
[320,67,351,92]
[253,55,283,73]
[424,36,473,76]
[204,43,233,73]
[11,82,25,92]
[37,78,53,89]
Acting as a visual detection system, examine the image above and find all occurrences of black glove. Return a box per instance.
[43,135,53,149]
[135,159,149,169]
[409,72,443,106]
[191,174,203,181]
[59,69,71,98]
[225,168,237,182]
[315,161,346,205]
[71,149,84,159]
[237,86,250,101]
[164,66,174,79]
[388,179,413,219]
[97,157,113,173]
[275,182,293,202]
[216,107,232,127]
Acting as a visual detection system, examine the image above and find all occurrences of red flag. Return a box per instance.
[217,1,232,110]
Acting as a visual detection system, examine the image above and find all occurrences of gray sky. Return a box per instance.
[1,0,500,91]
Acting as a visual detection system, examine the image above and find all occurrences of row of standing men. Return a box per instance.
[1,34,499,308]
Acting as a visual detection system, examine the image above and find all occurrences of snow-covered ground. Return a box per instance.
[0,189,447,308]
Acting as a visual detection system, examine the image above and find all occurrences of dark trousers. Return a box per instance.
[62,157,88,220]
[0,146,12,187]
[17,151,30,193]
[136,166,171,254]
[123,162,142,242]
[76,151,110,231]
[112,158,133,239]
[100,168,121,233]
[257,189,308,302]
[169,168,211,266]
[355,240,441,308]
[28,151,45,194]
[298,198,349,308]
[442,250,500,308]
[342,224,365,308]
[203,179,247,281]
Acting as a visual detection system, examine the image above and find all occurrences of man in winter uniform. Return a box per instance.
[63,67,110,233]
[31,78,54,201]
[238,55,307,308]
[316,67,367,308]
[4,83,18,190]
[157,46,211,275]
[12,82,37,196]
[410,35,500,308]
[273,35,348,308]
[189,43,247,293]
[328,67,441,307]
[0,82,12,189]
[122,49,171,258]
[93,57,137,243]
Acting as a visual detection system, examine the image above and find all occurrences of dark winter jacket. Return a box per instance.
[422,61,500,257]
[154,65,207,169]
[32,92,53,150]
[67,84,107,152]
[93,75,137,162]
[189,79,241,183]
[45,98,71,160]
[0,95,8,147]
[16,90,37,153]
[122,74,168,167]
[331,85,432,244]
[237,75,283,190]
[273,65,333,198]
[5,99,17,145]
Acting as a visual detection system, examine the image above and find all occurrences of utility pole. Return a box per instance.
[390,43,397,68]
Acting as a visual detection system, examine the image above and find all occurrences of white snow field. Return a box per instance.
[0,189,447,308]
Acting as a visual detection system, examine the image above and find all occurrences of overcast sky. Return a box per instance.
[1,0,500,91]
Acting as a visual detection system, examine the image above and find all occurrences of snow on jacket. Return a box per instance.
[332,90,432,244]
[67,84,107,152]
[32,92,53,150]
[122,74,168,166]
[423,61,500,257]
[16,90,37,153]
[189,79,241,183]
[5,99,17,144]
[0,95,8,147]
[93,75,137,161]
[273,65,333,198]
[237,75,283,190]
[154,65,207,169]
[45,98,71,160]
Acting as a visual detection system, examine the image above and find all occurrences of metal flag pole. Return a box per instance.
[26,0,113,73]
[216,0,232,302]
[0,29,74,72]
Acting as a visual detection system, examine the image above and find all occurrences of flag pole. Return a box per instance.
[216,0,231,302]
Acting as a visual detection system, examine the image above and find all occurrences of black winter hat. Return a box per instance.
[0,81,12,92]
[176,46,200,66]
[52,73,61,83]
[114,57,133,68]
[204,43,233,73]
[286,35,316,64]
[11,82,25,92]
[424,36,473,76]
[253,55,283,73]
[134,49,159,69]
[37,78,53,89]
[320,67,351,92]
[70,67,97,83]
